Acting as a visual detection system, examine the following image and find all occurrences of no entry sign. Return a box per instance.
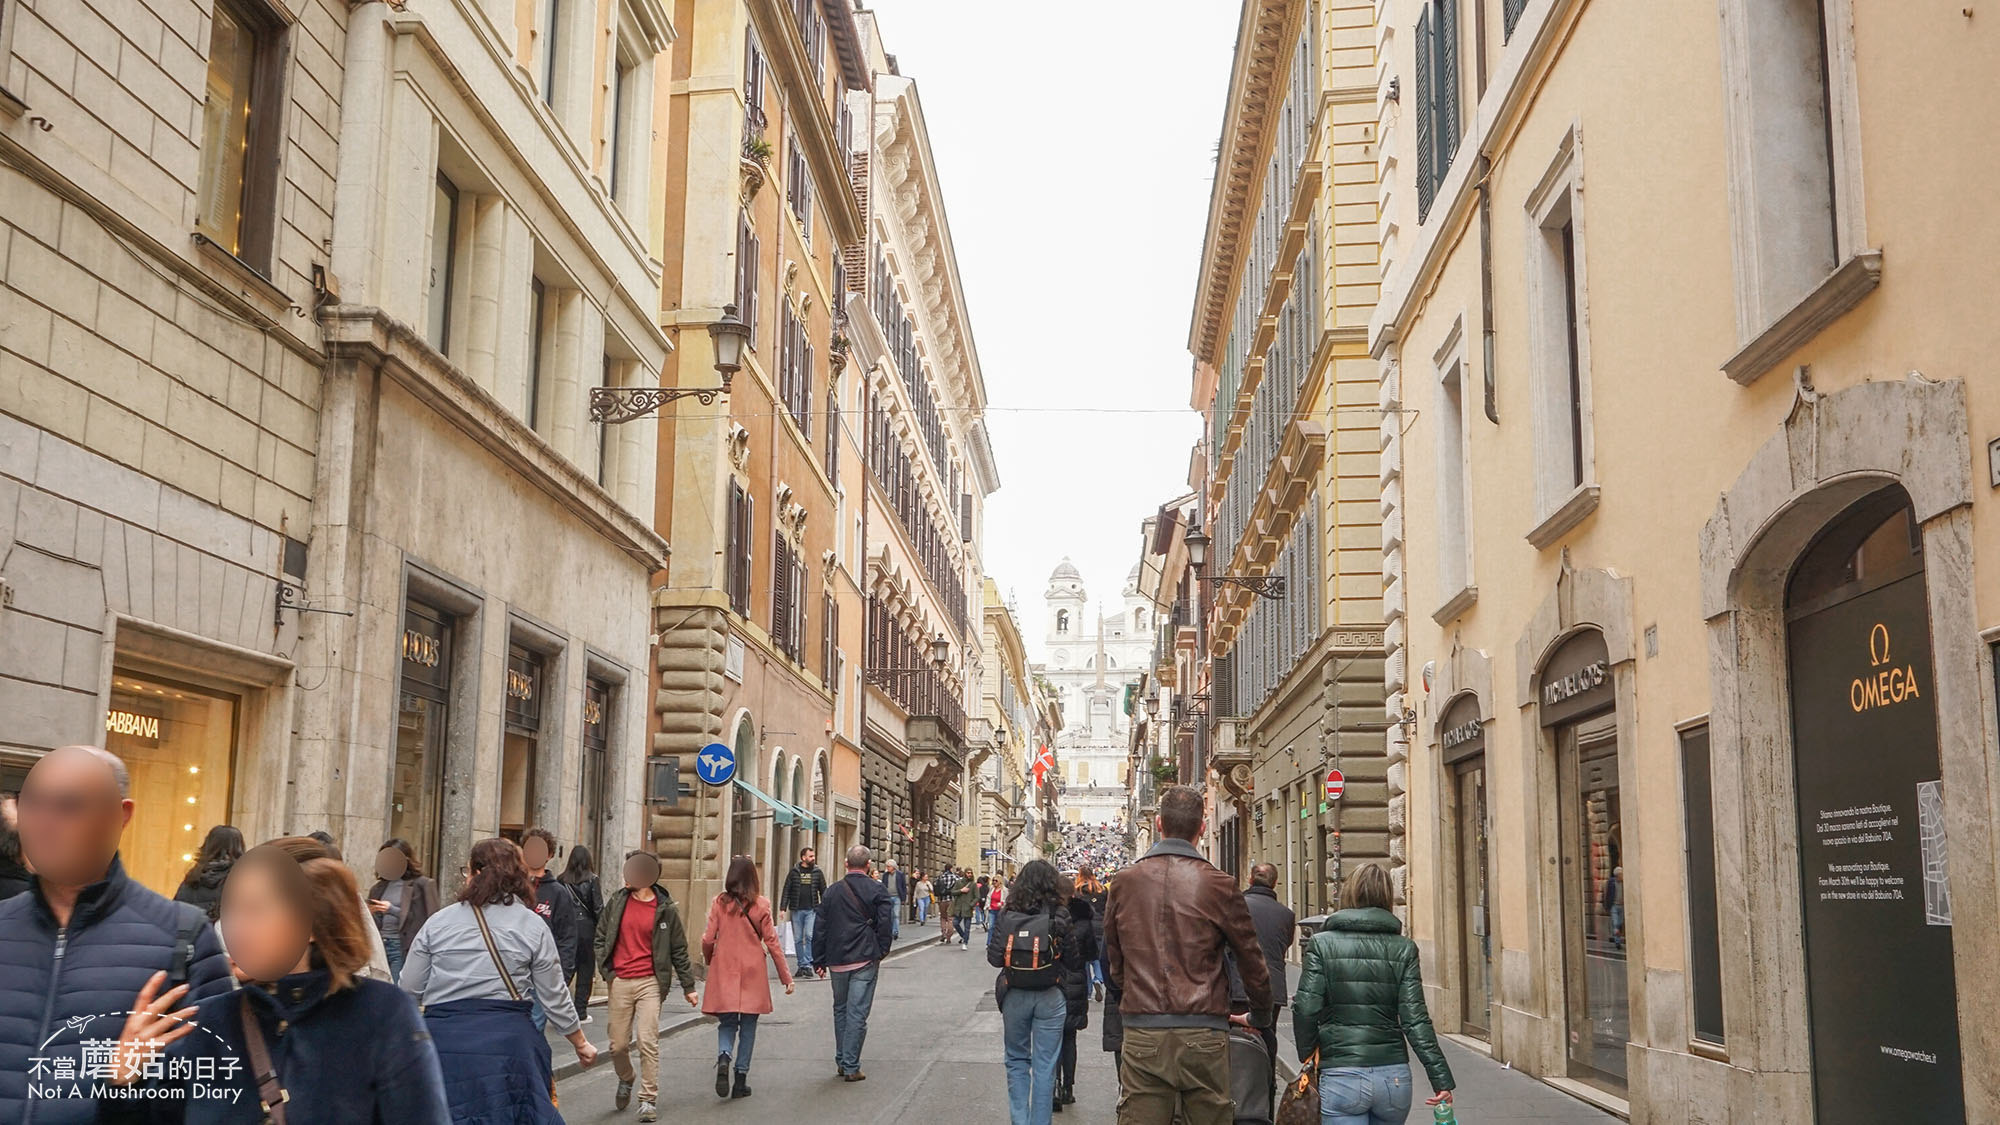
[1324,768,1345,802]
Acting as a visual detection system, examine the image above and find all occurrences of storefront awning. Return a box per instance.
[734,778,830,833]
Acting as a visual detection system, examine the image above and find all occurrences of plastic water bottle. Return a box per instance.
[1432,1099,1457,1124]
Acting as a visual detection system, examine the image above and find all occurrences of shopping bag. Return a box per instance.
[781,918,797,957]
[1274,1049,1319,1125]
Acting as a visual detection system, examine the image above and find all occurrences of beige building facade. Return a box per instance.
[1380,1,2000,1120]
[1186,0,1388,915]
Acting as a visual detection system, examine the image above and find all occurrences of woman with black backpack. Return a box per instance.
[987,859,1082,1125]
[557,845,602,1020]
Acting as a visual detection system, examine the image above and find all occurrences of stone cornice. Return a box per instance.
[1187,0,1308,364]
[320,304,669,570]
[874,76,989,420]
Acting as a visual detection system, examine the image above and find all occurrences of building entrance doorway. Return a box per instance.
[1784,486,1962,1123]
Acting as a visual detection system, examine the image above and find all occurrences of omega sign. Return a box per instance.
[1852,623,1923,712]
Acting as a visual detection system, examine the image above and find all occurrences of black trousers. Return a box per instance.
[1059,1024,1079,1091]
[1259,1019,1279,1111]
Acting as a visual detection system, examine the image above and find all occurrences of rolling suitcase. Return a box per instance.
[1228,1026,1274,1125]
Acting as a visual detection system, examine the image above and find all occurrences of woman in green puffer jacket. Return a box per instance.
[1292,863,1456,1124]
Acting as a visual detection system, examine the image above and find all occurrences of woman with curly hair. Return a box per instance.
[400,838,598,1122]
[987,859,1084,1125]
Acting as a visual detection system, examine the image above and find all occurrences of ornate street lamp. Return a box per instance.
[1143,695,1160,721]
[1183,515,1285,600]
[866,632,953,688]
[588,304,747,423]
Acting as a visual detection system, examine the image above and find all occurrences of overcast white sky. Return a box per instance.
[862,1,1238,657]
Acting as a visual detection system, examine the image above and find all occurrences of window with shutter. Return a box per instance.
[1414,7,1435,222]
[1213,652,1235,718]
[727,481,752,616]
[773,533,793,656]
[960,492,972,539]
[1503,0,1527,40]
[826,391,841,482]
[822,594,837,683]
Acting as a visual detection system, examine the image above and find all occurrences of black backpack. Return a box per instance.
[1001,910,1063,991]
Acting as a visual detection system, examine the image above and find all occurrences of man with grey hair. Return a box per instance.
[0,746,232,1122]
[812,844,895,1081]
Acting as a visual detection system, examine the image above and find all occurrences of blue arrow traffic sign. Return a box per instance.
[694,742,736,786]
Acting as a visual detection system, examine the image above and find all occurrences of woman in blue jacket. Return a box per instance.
[104,836,449,1123]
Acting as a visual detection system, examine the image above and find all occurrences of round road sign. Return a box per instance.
[695,742,737,786]
[1324,768,1345,802]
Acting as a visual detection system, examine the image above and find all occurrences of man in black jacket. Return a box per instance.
[781,846,828,978]
[522,827,581,979]
[812,845,895,1081]
[1243,863,1295,1106]
[0,747,233,1124]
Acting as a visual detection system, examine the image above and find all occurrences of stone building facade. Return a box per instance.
[1379,0,2000,1120]
[0,0,345,894]
[1185,0,1388,914]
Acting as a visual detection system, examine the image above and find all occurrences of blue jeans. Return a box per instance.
[887,897,901,938]
[1001,985,1065,1125]
[716,1012,759,1073]
[1086,959,1103,988]
[916,897,931,924]
[381,929,405,983]
[792,908,818,974]
[1320,1063,1414,1125]
[831,961,879,1074]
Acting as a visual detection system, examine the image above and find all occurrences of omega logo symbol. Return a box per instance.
[1851,622,1920,712]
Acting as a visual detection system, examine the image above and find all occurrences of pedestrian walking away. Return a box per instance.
[101,836,451,1123]
[879,858,907,940]
[1075,867,1109,1002]
[399,837,598,1124]
[812,844,895,1081]
[1235,862,1295,1111]
[369,837,441,986]
[0,746,234,1124]
[171,824,243,922]
[592,849,698,1122]
[519,827,581,1031]
[987,859,1084,1125]
[781,846,829,979]
[1293,863,1456,1125]
[1055,871,1099,1115]
[974,874,991,929]
[557,845,603,1020]
[701,855,796,1100]
[1104,785,1272,1125]
[303,830,395,984]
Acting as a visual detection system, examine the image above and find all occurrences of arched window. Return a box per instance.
[1056,610,1070,634]
[1134,608,1146,631]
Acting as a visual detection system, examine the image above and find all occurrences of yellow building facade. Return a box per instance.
[1381,1,2000,1120]
[1187,0,1387,917]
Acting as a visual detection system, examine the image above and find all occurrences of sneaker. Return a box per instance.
[1092,982,1104,1002]
[843,1071,867,1082]
[615,1080,633,1110]
[579,1014,592,1025]
[716,1053,732,1098]
[637,1100,657,1122]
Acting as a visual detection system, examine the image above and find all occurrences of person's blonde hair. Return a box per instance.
[1345,862,1395,911]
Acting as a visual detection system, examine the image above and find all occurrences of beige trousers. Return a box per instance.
[606,975,661,1102]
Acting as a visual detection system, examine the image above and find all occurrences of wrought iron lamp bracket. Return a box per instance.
[589,384,728,424]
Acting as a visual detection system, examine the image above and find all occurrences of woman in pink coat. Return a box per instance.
[701,855,794,1099]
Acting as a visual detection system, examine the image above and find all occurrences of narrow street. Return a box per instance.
[554,932,1121,1122]
[550,925,1619,1125]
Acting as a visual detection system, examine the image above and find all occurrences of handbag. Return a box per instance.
[238,994,288,1125]
[470,903,560,1110]
[1274,1047,1319,1125]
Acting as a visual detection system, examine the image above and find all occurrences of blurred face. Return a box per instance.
[522,836,551,872]
[375,847,409,881]
[17,750,130,886]
[220,862,312,983]
[623,854,659,890]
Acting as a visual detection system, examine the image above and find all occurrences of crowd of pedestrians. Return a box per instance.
[0,745,1462,1125]
[1054,820,1133,873]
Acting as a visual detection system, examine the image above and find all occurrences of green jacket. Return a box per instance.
[593,884,697,994]
[951,882,978,919]
[1291,907,1454,1092]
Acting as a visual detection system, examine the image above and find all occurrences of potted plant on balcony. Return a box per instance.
[1148,756,1180,788]
[740,136,773,202]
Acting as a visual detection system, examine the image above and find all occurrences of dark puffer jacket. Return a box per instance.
[1061,897,1098,1030]
[173,861,233,922]
[1291,906,1454,1093]
[0,856,234,1123]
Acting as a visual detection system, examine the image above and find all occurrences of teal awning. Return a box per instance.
[734,778,830,833]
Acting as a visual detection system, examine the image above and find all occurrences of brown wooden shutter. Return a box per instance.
[772,532,792,654]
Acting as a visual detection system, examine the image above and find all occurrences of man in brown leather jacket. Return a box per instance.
[1104,785,1272,1124]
